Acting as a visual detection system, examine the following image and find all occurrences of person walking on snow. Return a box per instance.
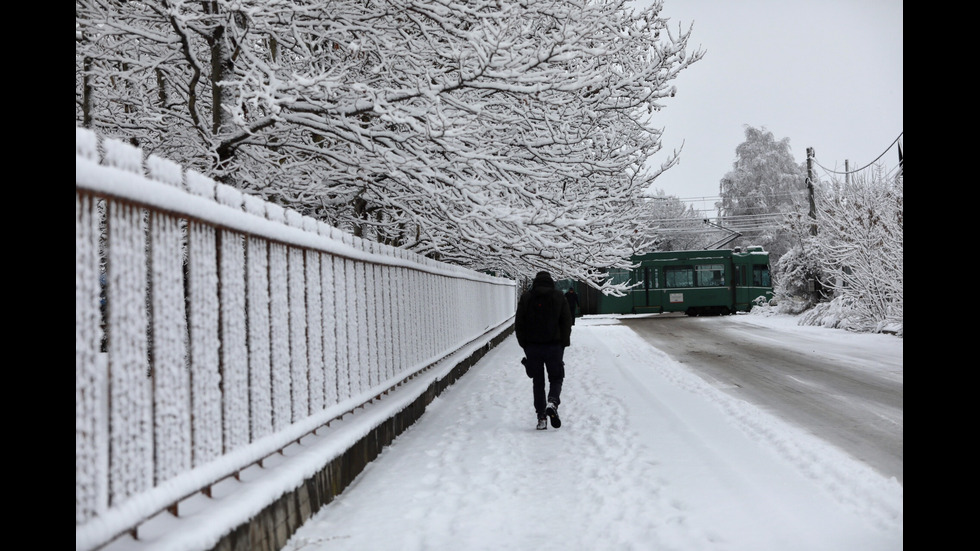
[564,287,580,325]
[515,271,572,430]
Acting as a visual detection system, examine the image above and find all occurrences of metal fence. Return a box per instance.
[75,127,516,550]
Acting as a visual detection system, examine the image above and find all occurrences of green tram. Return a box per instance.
[594,247,773,316]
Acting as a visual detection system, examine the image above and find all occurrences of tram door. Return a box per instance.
[647,266,663,311]
[734,263,748,309]
[631,266,664,313]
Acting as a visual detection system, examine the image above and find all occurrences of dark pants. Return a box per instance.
[523,343,565,418]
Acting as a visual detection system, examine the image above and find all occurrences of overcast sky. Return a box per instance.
[639,0,904,215]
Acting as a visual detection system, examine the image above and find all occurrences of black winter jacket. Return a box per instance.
[515,273,572,348]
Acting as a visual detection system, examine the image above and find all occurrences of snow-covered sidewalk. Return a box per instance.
[281,316,903,551]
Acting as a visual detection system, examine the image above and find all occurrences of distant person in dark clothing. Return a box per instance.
[515,271,572,430]
[564,287,579,325]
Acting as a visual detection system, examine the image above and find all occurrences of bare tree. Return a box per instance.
[635,192,715,252]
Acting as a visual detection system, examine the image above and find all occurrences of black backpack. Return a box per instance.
[524,290,559,343]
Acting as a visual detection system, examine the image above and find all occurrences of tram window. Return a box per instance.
[634,267,648,289]
[630,267,644,288]
[608,268,631,286]
[752,265,771,286]
[664,266,694,288]
[695,264,725,286]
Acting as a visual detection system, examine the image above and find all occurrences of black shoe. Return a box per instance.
[536,417,548,430]
[546,402,561,428]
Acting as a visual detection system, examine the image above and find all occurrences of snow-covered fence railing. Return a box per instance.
[75,127,516,550]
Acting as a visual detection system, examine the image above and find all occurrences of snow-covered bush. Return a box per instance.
[777,165,902,334]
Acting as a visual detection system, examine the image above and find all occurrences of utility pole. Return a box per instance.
[805,147,821,304]
[806,147,817,236]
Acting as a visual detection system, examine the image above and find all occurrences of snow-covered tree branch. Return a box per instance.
[76,0,702,290]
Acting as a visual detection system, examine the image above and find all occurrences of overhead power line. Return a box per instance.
[812,131,903,175]
[647,212,791,235]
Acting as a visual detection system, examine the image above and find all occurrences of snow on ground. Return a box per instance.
[281,313,902,551]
